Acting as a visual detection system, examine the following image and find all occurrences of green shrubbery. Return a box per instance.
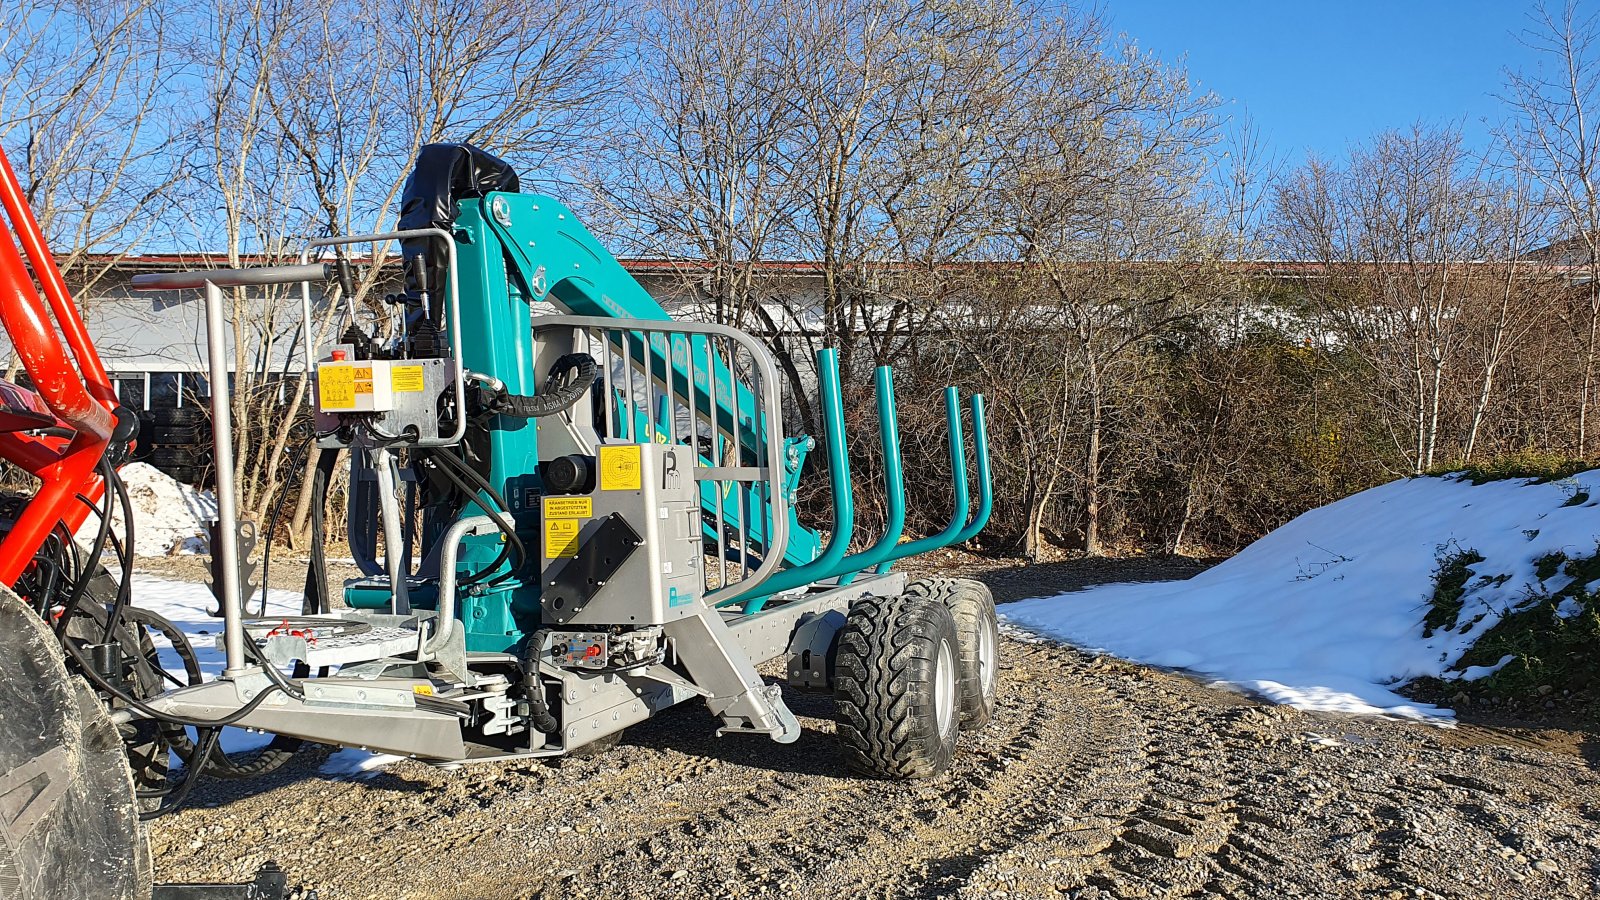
[1425,450,1594,486]
[1442,543,1600,707]
[1422,546,1487,638]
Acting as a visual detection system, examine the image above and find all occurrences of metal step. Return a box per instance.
[226,614,423,668]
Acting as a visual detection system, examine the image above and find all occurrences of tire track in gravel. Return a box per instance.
[831,645,1145,897]
[152,630,1600,900]
[950,656,1244,900]
[502,639,1133,900]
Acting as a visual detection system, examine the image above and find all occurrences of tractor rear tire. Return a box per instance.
[0,585,150,900]
[904,577,999,731]
[833,594,960,779]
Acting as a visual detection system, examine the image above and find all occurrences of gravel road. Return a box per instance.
[146,555,1600,899]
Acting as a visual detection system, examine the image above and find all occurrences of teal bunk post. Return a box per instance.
[722,348,853,613]
[872,387,968,573]
[950,394,992,544]
[832,366,906,585]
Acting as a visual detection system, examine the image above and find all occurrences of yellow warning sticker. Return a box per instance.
[391,365,426,393]
[412,684,434,696]
[318,365,356,409]
[545,518,581,558]
[599,444,643,491]
[543,496,593,518]
[354,381,373,395]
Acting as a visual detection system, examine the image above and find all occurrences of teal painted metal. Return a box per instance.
[870,390,992,573]
[471,193,823,569]
[873,387,966,572]
[724,348,852,613]
[350,187,993,650]
[833,366,905,585]
[951,394,993,544]
[433,199,543,651]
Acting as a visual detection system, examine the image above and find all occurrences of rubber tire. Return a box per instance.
[144,424,201,444]
[146,407,204,427]
[160,465,200,486]
[0,586,150,900]
[149,446,198,467]
[904,577,1000,731]
[834,594,961,779]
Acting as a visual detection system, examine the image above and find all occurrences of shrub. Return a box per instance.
[1422,545,1486,638]
[1426,450,1593,486]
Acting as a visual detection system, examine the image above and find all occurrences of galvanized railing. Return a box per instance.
[534,315,995,616]
[534,315,795,605]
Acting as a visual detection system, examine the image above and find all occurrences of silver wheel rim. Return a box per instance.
[978,615,998,700]
[935,637,956,736]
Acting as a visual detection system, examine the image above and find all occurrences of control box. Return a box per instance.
[313,343,456,445]
[538,443,702,627]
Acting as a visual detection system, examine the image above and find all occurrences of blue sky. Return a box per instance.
[1107,1,1544,164]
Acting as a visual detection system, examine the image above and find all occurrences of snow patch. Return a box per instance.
[130,574,389,775]
[322,748,403,777]
[1004,471,1600,721]
[76,463,216,556]
[1460,654,1516,682]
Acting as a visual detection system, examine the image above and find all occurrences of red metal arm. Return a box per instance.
[0,150,116,410]
[0,146,117,584]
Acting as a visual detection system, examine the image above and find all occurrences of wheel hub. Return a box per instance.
[935,637,956,736]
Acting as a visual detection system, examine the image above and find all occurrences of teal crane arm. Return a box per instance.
[462,192,823,568]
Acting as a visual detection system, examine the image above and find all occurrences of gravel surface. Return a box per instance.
[147,555,1600,899]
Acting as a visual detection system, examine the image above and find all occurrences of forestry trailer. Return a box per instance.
[0,143,995,899]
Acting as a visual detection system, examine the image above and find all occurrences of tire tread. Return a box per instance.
[834,594,958,779]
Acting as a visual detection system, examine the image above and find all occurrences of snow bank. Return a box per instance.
[131,574,393,774]
[1004,471,1600,721]
[75,462,216,556]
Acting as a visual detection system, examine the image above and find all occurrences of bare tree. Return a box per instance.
[997,33,1220,554]
[595,0,817,428]
[1501,0,1600,454]
[1276,126,1497,474]
[379,0,621,189]
[1462,168,1554,461]
[0,0,180,289]
[1167,114,1283,555]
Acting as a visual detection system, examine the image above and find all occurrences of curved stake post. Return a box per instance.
[724,348,852,612]
[832,366,905,585]
[874,390,992,573]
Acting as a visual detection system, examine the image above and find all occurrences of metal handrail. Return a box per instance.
[536,314,793,604]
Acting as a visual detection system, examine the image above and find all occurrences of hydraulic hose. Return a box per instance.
[99,461,136,644]
[428,448,526,587]
[493,353,597,419]
[521,631,560,735]
[54,458,115,639]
